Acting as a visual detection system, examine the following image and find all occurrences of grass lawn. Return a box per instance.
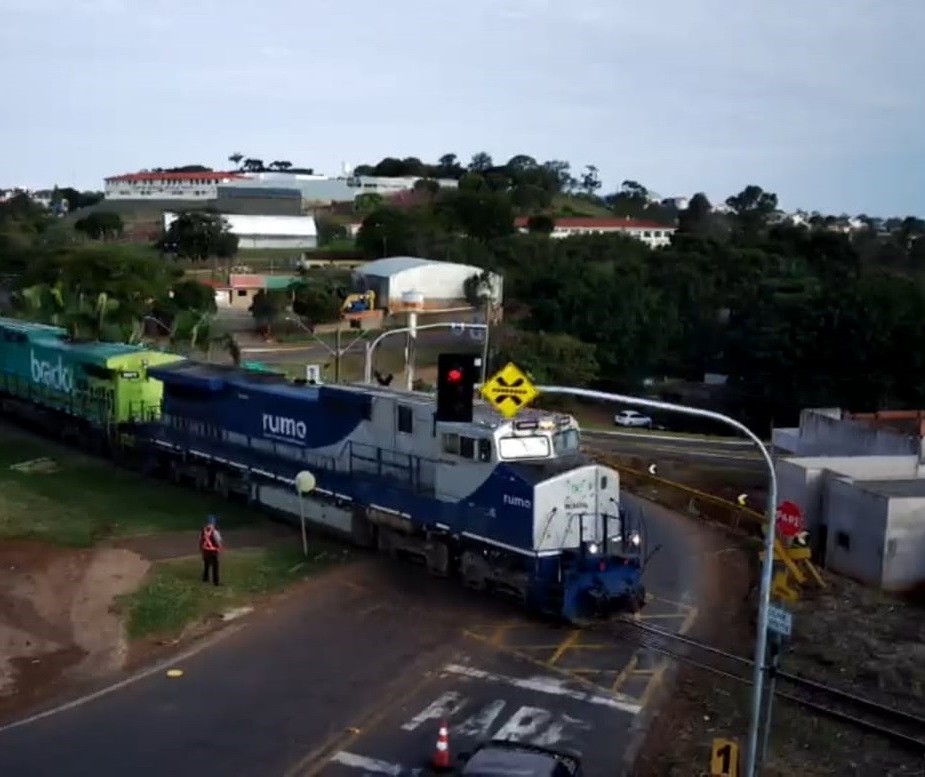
[120,543,348,640]
[0,435,265,547]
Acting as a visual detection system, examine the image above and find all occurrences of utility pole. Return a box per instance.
[480,295,491,384]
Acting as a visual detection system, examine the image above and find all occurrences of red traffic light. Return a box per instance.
[447,368,463,383]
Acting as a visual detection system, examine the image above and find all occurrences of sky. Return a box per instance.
[1,0,923,217]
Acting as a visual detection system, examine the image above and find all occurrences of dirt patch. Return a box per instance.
[0,540,149,722]
[632,536,925,776]
[110,524,295,562]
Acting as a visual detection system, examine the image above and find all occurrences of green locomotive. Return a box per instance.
[0,317,184,431]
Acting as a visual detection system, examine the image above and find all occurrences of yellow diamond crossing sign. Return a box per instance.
[480,362,539,418]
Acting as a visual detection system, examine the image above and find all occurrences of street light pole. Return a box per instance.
[530,385,777,777]
[363,322,487,384]
[285,316,367,383]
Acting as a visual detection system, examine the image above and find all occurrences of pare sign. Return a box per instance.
[775,500,804,538]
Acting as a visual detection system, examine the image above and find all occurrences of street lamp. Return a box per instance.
[527,384,777,777]
[284,315,367,383]
[362,321,487,384]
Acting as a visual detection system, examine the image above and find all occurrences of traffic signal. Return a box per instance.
[436,353,478,423]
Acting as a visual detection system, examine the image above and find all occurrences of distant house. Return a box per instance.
[514,217,676,248]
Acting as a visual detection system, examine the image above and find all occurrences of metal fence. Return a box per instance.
[588,448,766,538]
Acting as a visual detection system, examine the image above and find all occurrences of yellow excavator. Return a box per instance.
[342,290,376,313]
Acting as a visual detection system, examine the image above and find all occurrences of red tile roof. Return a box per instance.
[105,171,248,183]
[514,216,673,230]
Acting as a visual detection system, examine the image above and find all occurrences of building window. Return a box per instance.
[397,405,413,434]
[835,531,851,551]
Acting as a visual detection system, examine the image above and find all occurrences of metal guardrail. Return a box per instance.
[588,448,765,536]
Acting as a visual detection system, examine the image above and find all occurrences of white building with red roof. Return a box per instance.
[514,216,676,248]
[104,170,252,201]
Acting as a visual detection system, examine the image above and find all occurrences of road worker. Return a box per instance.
[199,514,223,585]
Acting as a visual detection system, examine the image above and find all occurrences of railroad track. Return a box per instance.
[597,617,925,752]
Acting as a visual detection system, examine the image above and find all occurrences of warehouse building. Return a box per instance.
[354,256,502,312]
[214,185,303,215]
[163,212,317,250]
[772,408,925,592]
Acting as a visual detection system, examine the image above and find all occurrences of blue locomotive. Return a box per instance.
[139,355,647,623]
[0,318,647,624]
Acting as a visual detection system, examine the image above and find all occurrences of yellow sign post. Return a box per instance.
[480,362,540,418]
[710,737,740,776]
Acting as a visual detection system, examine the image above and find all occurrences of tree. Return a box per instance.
[725,185,778,235]
[580,165,601,195]
[248,289,289,337]
[290,280,343,324]
[228,152,244,167]
[494,329,599,386]
[269,160,293,171]
[355,207,419,258]
[526,214,554,234]
[469,152,493,172]
[155,211,239,276]
[677,193,713,235]
[74,211,124,241]
[436,189,515,242]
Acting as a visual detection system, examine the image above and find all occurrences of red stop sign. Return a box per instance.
[776,500,804,538]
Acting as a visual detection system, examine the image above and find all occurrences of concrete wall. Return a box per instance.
[884,498,925,590]
[788,408,920,457]
[776,455,920,534]
[822,477,889,586]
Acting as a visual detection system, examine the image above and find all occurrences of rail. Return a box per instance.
[604,618,925,752]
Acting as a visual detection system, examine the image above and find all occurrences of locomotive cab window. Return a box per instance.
[397,404,413,434]
[459,436,475,459]
[478,438,492,462]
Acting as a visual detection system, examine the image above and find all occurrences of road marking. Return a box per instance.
[400,691,466,731]
[402,695,591,753]
[547,629,581,666]
[441,664,641,714]
[330,751,417,775]
[0,623,248,736]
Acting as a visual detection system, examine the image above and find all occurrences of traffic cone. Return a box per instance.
[431,720,451,771]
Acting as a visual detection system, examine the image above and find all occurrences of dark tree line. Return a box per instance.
[353,176,925,430]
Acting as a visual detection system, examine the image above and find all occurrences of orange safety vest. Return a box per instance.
[200,525,220,552]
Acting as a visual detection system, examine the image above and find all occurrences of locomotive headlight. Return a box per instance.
[630,532,641,546]
[587,542,599,555]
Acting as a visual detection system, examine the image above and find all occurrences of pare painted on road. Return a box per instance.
[402,691,592,751]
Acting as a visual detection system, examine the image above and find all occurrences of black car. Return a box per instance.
[458,739,583,776]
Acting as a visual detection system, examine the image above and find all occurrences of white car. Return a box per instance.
[614,409,653,428]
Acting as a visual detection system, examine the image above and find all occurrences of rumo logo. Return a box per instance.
[503,494,532,510]
[262,413,307,441]
[30,350,74,393]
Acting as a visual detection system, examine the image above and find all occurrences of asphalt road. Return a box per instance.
[583,430,766,471]
[241,329,482,365]
[0,501,715,777]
